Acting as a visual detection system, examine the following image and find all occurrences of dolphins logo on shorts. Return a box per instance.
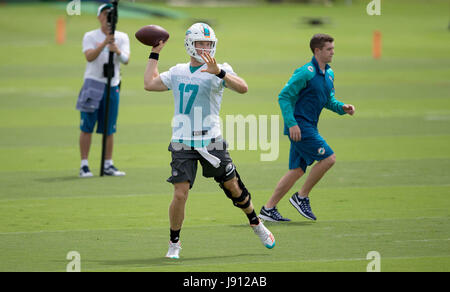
[318,147,325,155]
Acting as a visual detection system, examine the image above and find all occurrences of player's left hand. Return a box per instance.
[200,52,221,75]
[343,104,355,115]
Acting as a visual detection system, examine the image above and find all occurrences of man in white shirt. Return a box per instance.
[77,3,130,177]
[143,23,275,259]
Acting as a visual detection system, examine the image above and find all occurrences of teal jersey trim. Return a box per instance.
[189,65,203,74]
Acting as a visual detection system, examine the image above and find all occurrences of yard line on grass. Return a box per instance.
[1,183,450,202]
[81,254,450,272]
[0,216,447,236]
[394,238,450,243]
[425,115,450,121]
[334,232,393,238]
[0,193,168,202]
[0,227,158,236]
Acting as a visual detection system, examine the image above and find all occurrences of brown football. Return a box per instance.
[135,25,170,47]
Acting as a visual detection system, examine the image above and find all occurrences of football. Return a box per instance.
[135,25,170,47]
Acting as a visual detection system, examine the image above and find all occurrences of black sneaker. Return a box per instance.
[289,193,317,221]
[258,206,291,222]
[103,165,126,176]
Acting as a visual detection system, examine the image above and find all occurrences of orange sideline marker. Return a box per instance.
[56,17,66,45]
[373,30,382,59]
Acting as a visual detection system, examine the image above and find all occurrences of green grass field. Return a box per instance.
[0,0,449,272]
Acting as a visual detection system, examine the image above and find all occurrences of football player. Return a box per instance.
[143,23,275,259]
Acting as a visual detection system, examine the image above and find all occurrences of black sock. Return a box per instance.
[246,210,260,225]
[170,228,180,243]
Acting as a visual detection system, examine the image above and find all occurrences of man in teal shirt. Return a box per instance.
[259,34,355,222]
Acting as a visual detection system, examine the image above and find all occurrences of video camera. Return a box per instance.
[103,0,119,79]
[106,0,119,33]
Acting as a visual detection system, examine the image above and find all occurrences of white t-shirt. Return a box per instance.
[82,29,130,87]
[160,62,235,147]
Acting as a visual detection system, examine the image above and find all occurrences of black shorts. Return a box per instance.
[167,140,236,189]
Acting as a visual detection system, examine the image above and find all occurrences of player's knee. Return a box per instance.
[173,190,188,202]
[173,182,189,201]
[326,154,336,167]
[219,171,252,209]
[222,178,241,198]
[290,168,304,179]
[225,181,251,207]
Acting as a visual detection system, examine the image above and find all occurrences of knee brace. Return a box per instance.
[219,170,252,209]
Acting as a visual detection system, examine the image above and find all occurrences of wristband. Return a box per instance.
[216,69,226,79]
[149,52,159,60]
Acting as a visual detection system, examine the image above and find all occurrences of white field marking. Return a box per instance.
[0,217,447,236]
[0,227,161,236]
[0,193,164,203]
[0,40,49,47]
[2,182,450,203]
[334,232,393,238]
[424,115,450,121]
[81,255,450,272]
[394,238,450,243]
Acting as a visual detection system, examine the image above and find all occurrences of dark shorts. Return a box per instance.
[167,140,236,189]
[289,128,334,173]
[80,85,120,135]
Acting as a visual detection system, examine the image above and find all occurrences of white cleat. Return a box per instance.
[165,241,182,259]
[251,222,275,249]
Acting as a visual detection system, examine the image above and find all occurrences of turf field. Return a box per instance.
[0,0,449,272]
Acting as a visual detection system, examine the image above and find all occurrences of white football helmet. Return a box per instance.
[184,23,218,63]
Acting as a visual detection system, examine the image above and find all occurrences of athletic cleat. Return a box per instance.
[103,165,126,176]
[79,165,93,178]
[289,193,317,221]
[259,206,291,222]
[251,222,275,249]
[165,241,182,259]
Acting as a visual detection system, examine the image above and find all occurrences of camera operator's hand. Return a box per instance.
[102,34,115,48]
[101,34,120,55]
[108,41,121,54]
[85,34,116,62]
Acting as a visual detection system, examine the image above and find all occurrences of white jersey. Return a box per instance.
[82,29,130,87]
[160,62,235,147]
